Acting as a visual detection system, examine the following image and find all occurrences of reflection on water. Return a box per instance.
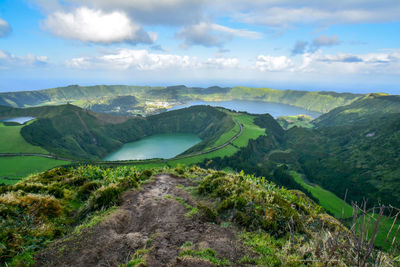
[1,117,35,124]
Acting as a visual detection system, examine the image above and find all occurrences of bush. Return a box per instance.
[84,184,121,212]
[77,181,102,200]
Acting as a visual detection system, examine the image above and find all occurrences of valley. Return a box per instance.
[3,2,400,265]
[1,85,399,266]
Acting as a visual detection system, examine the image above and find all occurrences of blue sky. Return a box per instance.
[0,0,400,94]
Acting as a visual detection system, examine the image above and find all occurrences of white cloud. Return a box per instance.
[33,0,207,25]
[67,49,198,70]
[32,0,400,29]
[178,22,262,47]
[226,1,400,28]
[256,55,294,71]
[313,35,340,47]
[0,50,48,68]
[0,18,11,37]
[204,57,240,69]
[66,49,243,71]
[295,50,400,75]
[43,7,156,44]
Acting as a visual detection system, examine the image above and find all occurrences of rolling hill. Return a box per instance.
[0,84,363,115]
[0,104,235,160]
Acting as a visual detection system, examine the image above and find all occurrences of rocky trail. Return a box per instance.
[35,174,246,266]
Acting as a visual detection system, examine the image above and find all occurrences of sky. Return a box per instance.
[0,0,400,94]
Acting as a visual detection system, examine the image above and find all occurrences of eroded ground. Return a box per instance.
[35,174,246,266]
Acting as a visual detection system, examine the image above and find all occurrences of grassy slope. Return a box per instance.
[231,113,266,147]
[0,85,362,115]
[229,87,362,113]
[290,171,400,250]
[1,166,373,266]
[134,112,266,168]
[0,122,47,154]
[314,94,400,127]
[290,171,353,218]
[0,156,71,184]
[203,120,240,150]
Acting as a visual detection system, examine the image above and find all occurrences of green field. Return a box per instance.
[204,120,240,150]
[291,171,400,250]
[0,156,71,185]
[230,113,266,148]
[0,122,48,154]
[291,171,353,218]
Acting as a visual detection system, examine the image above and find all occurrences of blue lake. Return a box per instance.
[1,117,35,124]
[169,100,321,118]
[104,133,201,161]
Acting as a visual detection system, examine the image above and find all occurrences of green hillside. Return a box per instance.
[0,104,235,160]
[228,87,362,113]
[314,93,400,127]
[0,84,363,115]
[0,122,47,154]
[1,165,395,266]
[199,99,400,209]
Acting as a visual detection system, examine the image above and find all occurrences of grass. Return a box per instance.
[230,112,266,148]
[179,248,230,266]
[165,195,198,218]
[239,231,284,266]
[0,165,155,265]
[0,156,71,184]
[203,120,241,150]
[291,171,353,218]
[291,171,400,250]
[0,122,48,154]
[132,112,266,169]
[73,206,118,235]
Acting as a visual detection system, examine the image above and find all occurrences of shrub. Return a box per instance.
[84,184,121,212]
[77,181,102,200]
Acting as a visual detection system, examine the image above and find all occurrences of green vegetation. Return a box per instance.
[290,171,353,218]
[0,104,234,160]
[239,231,288,266]
[179,247,230,266]
[230,112,266,148]
[314,93,400,127]
[203,118,240,150]
[0,122,47,153]
[165,195,198,218]
[0,165,154,265]
[0,165,396,266]
[276,115,314,129]
[0,156,71,185]
[123,248,151,266]
[130,111,266,169]
[228,86,361,113]
[0,84,362,115]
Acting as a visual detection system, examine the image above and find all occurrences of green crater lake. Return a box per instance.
[104,133,201,161]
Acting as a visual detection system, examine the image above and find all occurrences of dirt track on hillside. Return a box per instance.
[35,174,246,267]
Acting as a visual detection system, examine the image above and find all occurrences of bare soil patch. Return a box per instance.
[35,174,246,266]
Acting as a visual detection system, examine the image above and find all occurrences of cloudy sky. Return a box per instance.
[0,0,400,93]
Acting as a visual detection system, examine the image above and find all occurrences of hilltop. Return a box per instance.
[0,104,234,160]
[0,85,362,115]
[1,165,395,266]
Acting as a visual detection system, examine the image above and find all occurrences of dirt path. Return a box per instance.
[35,174,246,267]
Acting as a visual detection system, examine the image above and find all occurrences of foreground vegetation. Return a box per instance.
[0,165,154,265]
[1,165,398,266]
